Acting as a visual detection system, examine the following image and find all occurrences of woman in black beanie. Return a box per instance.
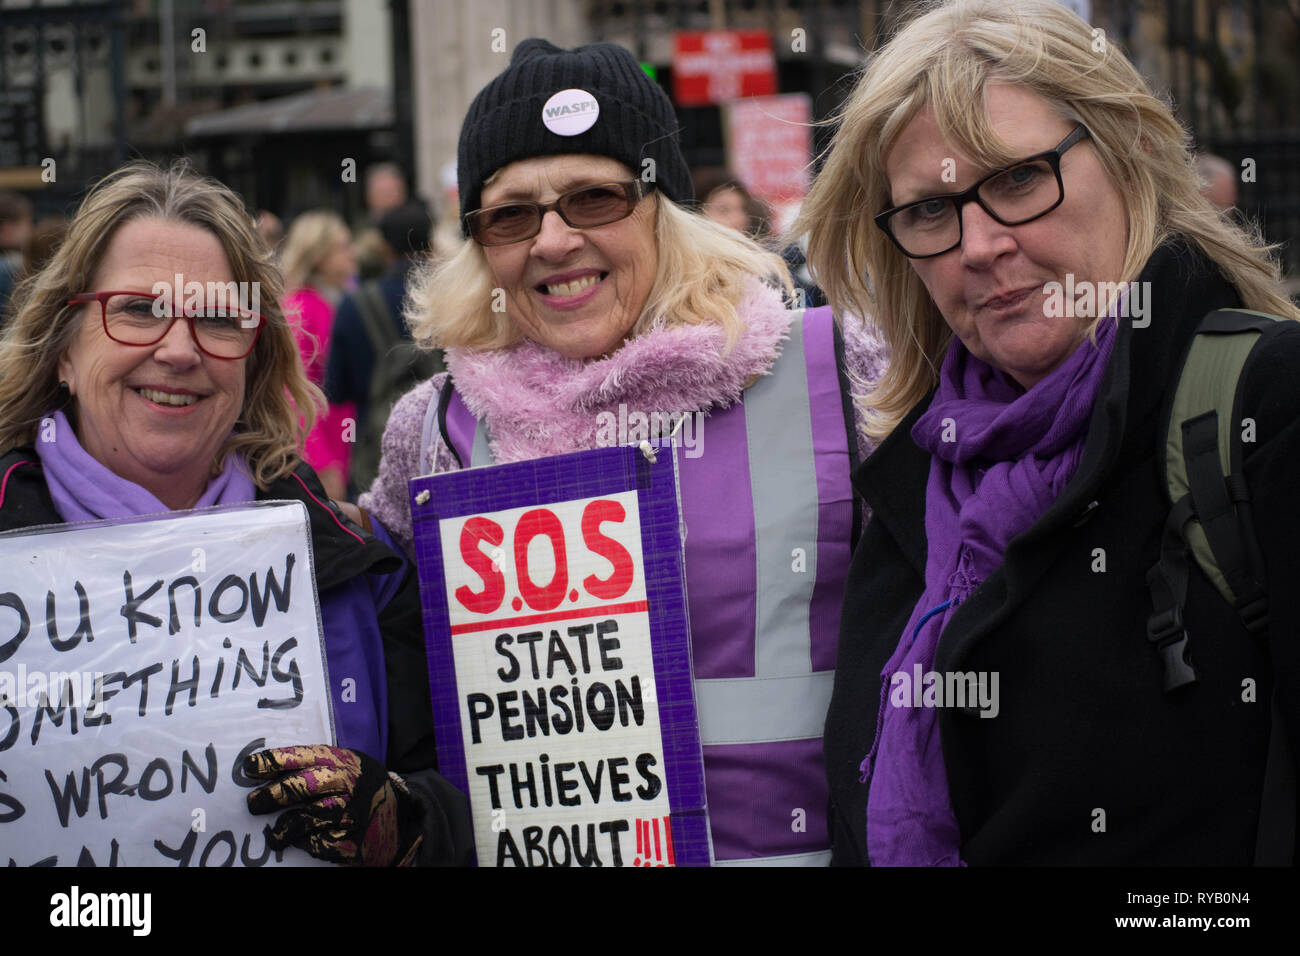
[360,38,889,867]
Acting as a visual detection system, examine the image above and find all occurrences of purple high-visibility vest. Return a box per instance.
[430,306,858,865]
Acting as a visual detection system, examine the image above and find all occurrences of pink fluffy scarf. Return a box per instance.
[443,281,796,463]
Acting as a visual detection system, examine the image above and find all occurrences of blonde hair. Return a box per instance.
[280,210,349,292]
[407,190,792,352]
[0,160,321,488]
[795,0,1300,440]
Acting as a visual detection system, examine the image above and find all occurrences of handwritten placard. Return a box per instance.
[0,503,333,866]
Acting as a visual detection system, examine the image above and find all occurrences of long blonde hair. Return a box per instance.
[0,160,321,488]
[795,0,1299,440]
[407,190,792,352]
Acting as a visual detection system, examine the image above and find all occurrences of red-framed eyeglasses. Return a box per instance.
[66,290,265,360]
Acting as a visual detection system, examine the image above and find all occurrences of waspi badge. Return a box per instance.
[541,88,600,136]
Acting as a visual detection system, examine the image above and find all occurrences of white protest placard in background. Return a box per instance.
[0,502,333,866]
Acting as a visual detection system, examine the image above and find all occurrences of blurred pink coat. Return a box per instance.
[286,286,356,480]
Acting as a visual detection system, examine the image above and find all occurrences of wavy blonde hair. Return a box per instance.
[407,188,792,352]
[795,0,1300,440]
[280,210,350,293]
[0,160,321,488]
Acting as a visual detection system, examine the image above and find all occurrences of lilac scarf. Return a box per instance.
[862,317,1116,865]
[35,409,256,521]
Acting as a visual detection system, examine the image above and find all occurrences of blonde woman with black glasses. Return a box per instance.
[797,0,1300,866]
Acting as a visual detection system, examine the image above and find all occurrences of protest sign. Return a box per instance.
[410,444,709,866]
[724,93,813,206]
[0,503,333,866]
[672,30,777,106]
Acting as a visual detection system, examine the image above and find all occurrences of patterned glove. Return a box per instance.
[244,745,424,867]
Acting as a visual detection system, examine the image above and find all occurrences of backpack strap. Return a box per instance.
[355,280,399,358]
[348,281,447,490]
[355,281,402,425]
[1148,306,1293,865]
[1168,309,1274,622]
[1147,308,1277,690]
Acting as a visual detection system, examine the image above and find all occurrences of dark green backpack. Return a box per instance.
[1146,307,1294,865]
[349,280,445,492]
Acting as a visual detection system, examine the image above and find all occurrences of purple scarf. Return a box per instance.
[35,409,256,521]
[862,317,1116,865]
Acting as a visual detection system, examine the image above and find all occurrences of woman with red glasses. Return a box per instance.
[0,160,470,866]
[359,38,890,866]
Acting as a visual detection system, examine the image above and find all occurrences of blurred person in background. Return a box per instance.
[255,209,285,254]
[0,190,34,328]
[698,170,824,306]
[1194,152,1240,213]
[281,211,357,500]
[326,200,445,496]
[357,163,414,280]
[20,216,68,282]
[366,162,410,219]
[698,172,752,235]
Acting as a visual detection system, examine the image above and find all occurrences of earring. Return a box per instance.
[57,380,71,407]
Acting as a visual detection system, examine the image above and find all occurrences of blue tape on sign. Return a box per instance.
[409,444,709,867]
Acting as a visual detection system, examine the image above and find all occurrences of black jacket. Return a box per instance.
[826,241,1300,865]
[0,449,474,866]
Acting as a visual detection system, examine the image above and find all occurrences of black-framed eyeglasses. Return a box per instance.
[464,179,653,246]
[874,126,1092,259]
[66,290,266,359]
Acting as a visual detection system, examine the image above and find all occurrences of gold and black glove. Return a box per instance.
[245,745,424,866]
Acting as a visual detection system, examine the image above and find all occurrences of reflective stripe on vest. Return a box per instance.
[438,306,855,863]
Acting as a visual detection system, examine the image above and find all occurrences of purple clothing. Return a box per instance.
[361,285,888,558]
[37,410,255,519]
[32,411,403,760]
[362,283,891,864]
[442,304,856,862]
[863,318,1116,866]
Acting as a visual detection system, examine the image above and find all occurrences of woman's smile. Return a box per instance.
[58,218,247,508]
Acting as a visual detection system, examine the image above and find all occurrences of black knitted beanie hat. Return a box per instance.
[457,38,692,232]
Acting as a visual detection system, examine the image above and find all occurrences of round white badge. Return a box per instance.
[541,89,600,136]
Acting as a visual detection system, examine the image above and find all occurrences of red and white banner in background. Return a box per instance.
[724,93,813,226]
[672,30,776,107]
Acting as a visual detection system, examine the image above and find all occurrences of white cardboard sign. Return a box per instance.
[0,503,333,866]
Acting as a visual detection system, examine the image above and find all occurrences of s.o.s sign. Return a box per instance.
[409,444,709,866]
[446,494,641,625]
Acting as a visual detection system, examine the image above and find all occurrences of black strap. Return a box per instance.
[435,375,462,470]
[1182,411,1268,633]
[830,316,863,549]
[1145,495,1199,692]
[1198,309,1281,335]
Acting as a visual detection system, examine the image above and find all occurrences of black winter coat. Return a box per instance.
[826,241,1300,865]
